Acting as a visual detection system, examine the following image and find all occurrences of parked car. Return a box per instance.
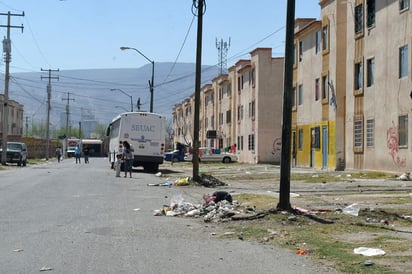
[184,147,237,163]
[0,142,28,166]
[164,150,185,162]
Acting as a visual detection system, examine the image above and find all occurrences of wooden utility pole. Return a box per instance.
[0,11,24,165]
[41,68,59,160]
[192,0,205,180]
[277,0,295,210]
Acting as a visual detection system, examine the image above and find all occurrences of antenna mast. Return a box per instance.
[216,37,230,74]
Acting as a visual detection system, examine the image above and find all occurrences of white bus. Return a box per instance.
[106,112,166,172]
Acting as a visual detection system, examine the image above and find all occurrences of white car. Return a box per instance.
[184,147,237,163]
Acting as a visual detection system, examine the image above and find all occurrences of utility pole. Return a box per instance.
[41,68,59,160]
[192,0,205,180]
[62,92,74,158]
[277,0,295,211]
[0,11,24,165]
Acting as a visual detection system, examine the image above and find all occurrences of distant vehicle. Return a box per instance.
[106,111,166,172]
[184,147,237,163]
[164,142,187,162]
[164,150,185,162]
[66,138,81,157]
[0,142,28,166]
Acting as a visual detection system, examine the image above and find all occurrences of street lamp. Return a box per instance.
[110,88,133,112]
[120,46,154,113]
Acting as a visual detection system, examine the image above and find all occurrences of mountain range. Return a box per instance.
[2,63,219,129]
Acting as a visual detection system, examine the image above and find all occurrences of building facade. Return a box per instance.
[172,48,284,164]
[173,0,412,173]
[0,94,24,139]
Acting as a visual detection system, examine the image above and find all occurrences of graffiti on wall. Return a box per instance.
[271,138,282,161]
[386,121,406,168]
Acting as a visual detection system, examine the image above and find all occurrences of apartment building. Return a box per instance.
[0,94,24,138]
[172,48,284,164]
[345,0,412,172]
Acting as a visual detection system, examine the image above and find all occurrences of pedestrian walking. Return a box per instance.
[83,146,90,164]
[122,141,134,178]
[75,145,81,164]
[55,146,62,163]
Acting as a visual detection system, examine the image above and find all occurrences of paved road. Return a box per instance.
[0,158,336,273]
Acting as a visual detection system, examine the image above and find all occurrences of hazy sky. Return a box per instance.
[0,0,320,73]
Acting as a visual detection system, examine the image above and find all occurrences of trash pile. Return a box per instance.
[147,177,191,187]
[194,174,227,188]
[153,191,258,222]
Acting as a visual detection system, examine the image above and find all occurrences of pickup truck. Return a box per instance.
[0,142,28,166]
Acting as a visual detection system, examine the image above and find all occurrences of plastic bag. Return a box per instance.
[342,203,360,216]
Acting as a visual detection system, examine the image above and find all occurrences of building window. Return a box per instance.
[313,127,320,149]
[226,110,231,123]
[219,113,224,125]
[250,100,255,119]
[237,135,244,151]
[355,4,363,34]
[400,0,410,11]
[354,119,363,149]
[322,75,328,100]
[355,62,363,90]
[322,25,329,50]
[315,78,320,101]
[367,0,375,28]
[315,30,321,54]
[298,128,303,150]
[399,45,408,78]
[299,40,303,62]
[366,119,375,147]
[399,115,408,147]
[248,134,255,151]
[298,84,303,105]
[367,57,375,87]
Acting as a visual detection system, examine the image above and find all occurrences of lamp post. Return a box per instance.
[120,46,154,113]
[110,88,133,112]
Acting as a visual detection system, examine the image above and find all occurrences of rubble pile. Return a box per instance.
[153,195,266,223]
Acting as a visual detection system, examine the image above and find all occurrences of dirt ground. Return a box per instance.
[160,162,412,273]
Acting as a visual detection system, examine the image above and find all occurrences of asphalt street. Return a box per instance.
[0,158,336,274]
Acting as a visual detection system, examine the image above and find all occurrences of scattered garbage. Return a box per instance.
[155,172,162,177]
[174,177,190,186]
[267,229,278,235]
[398,172,410,181]
[353,247,386,256]
[194,174,227,188]
[40,267,53,272]
[342,203,361,216]
[364,259,374,266]
[147,177,191,187]
[296,249,310,255]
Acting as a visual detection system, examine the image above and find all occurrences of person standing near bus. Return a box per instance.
[75,145,81,164]
[122,141,134,178]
